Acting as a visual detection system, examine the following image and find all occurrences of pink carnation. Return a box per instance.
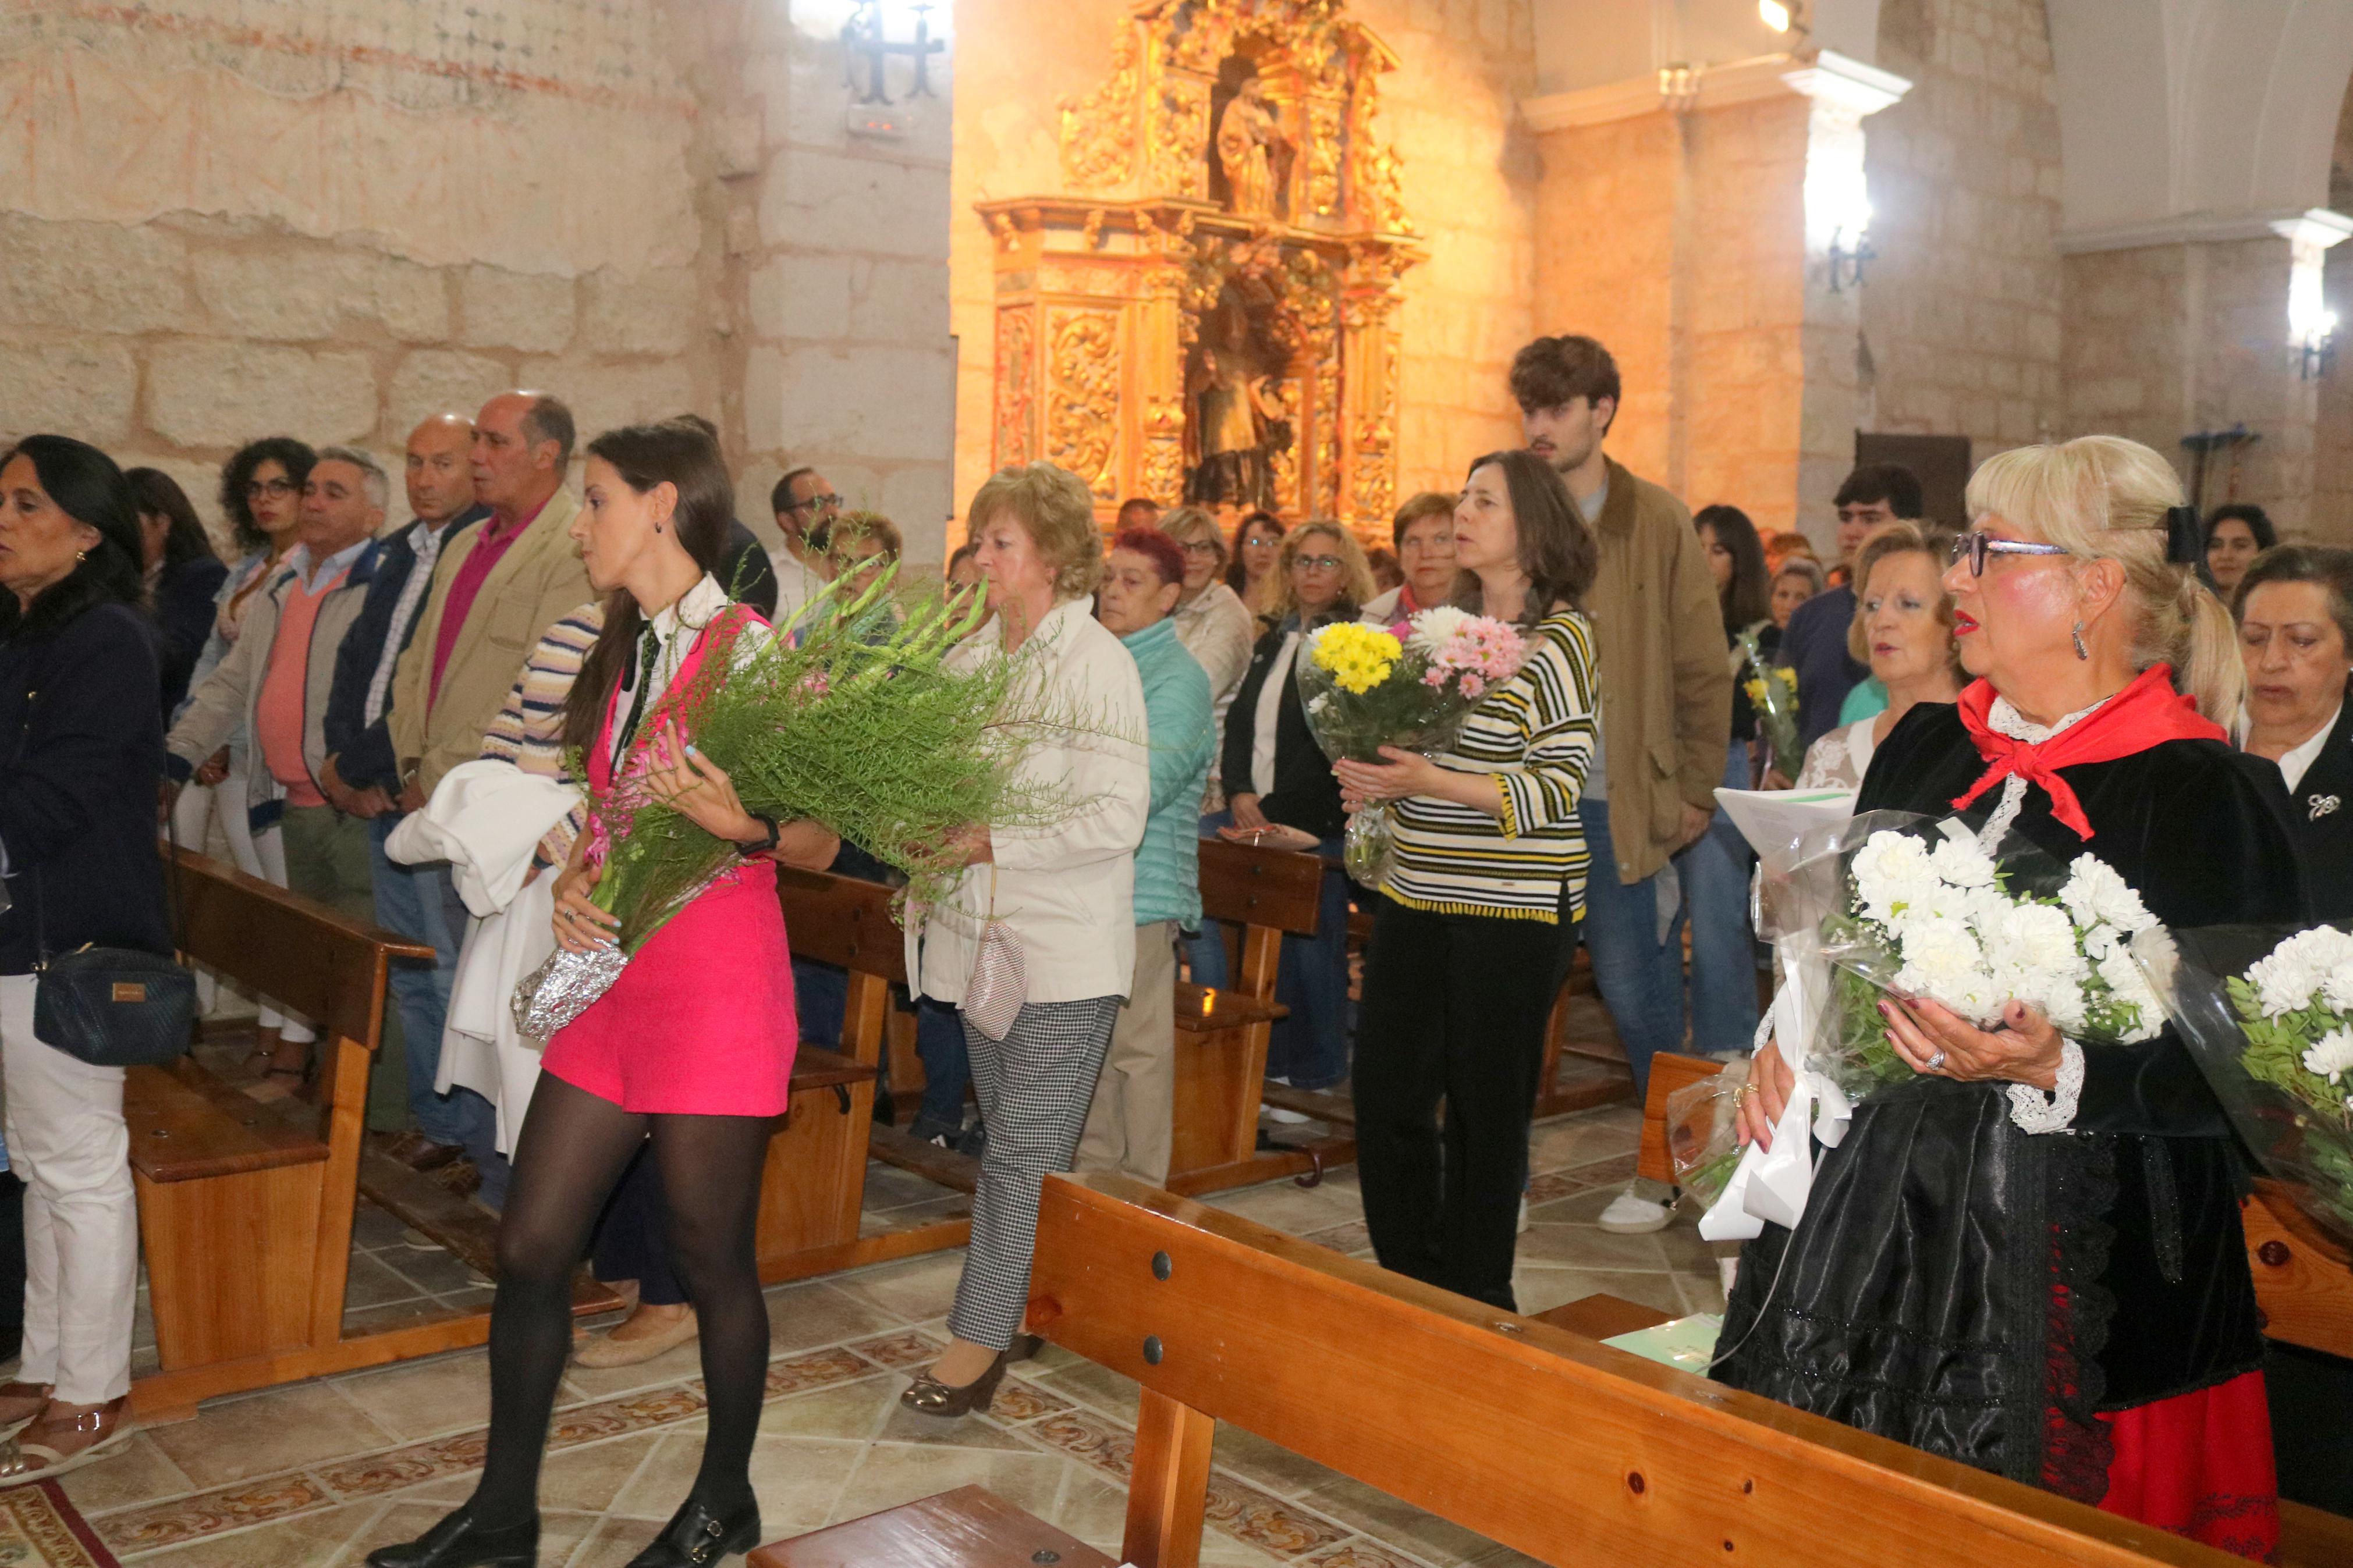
[1389,621,1413,641]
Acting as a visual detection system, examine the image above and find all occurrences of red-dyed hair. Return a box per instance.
[1110,527,1187,587]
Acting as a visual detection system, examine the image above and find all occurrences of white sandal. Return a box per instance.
[0,1399,133,1481]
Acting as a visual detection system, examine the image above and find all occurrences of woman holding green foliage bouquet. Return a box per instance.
[371,420,836,1568]
[1719,438,2302,1560]
[1335,450,1599,1311]
[900,461,1150,1420]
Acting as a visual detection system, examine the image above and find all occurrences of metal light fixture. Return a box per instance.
[1827,225,1875,291]
[1759,0,1808,37]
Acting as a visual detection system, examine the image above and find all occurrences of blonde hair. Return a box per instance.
[1846,521,1961,676]
[828,509,902,561]
[1965,436,2241,720]
[966,462,1103,600]
[1156,505,1223,563]
[1269,520,1376,625]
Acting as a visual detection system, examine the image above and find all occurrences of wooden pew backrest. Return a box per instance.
[172,845,432,1053]
[1027,1173,2242,1568]
[775,865,908,985]
[1195,838,1322,937]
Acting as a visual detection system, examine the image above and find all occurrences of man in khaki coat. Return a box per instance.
[389,391,594,808]
[1513,335,1731,1234]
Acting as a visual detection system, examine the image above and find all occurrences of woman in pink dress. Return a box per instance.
[372,421,837,1568]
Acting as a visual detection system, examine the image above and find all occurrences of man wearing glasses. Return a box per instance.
[769,467,843,627]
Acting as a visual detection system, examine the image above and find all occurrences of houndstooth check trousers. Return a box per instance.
[946,995,1123,1349]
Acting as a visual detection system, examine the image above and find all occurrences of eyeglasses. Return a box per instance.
[1947,531,2071,577]
[785,493,843,513]
[1293,554,1345,573]
[1179,540,1223,557]
[244,478,296,500]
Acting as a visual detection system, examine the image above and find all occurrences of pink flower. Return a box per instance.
[1421,669,1447,689]
[1390,621,1413,641]
[797,670,831,699]
[1459,674,1486,699]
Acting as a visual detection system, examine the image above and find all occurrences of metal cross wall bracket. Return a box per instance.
[843,0,943,105]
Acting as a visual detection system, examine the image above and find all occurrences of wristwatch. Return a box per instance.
[736,813,780,856]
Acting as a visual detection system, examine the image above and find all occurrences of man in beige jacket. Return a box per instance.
[389,392,593,810]
[1513,335,1731,1233]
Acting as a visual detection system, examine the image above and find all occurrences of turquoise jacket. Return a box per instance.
[1122,616,1215,927]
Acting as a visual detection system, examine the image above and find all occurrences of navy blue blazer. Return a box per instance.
[322,508,486,795]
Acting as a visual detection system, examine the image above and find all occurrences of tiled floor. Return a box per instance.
[77,1095,1718,1567]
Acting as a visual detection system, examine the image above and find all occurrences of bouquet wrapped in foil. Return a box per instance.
[1295,607,1527,883]
[515,566,1087,1037]
[2133,922,2353,1244]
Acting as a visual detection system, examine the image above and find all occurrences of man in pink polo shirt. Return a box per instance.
[388,392,592,816]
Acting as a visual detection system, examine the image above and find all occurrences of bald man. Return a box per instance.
[321,413,490,1171]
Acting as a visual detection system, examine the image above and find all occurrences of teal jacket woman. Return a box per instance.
[1121,614,1213,927]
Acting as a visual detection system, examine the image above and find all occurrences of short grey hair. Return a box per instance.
[314,446,390,510]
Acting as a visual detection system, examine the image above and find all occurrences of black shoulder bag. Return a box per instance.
[16,667,196,1068]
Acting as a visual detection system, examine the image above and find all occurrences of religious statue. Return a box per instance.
[1215,76,1287,218]
[1186,280,1292,509]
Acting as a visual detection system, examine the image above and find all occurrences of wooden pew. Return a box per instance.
[131,848,480,1421]
[760,1171,2340,1567]
[1166,837,1345,1195]
[1632,1051,2353,1365]
[758,866,974,1281]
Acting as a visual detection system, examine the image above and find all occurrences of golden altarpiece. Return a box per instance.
[978,0,1424,530]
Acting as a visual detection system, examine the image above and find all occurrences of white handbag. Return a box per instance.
[963,866,1026,1041]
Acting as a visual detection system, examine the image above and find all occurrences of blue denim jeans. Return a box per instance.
[1181,813,1229,989]
[1574,797,1686,1099]
[367,816,493,1153]
[1677,740,1763,1055]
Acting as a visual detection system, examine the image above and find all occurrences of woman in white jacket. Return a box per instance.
[901,461,1150,1418]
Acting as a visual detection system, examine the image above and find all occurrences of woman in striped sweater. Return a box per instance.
[1334,449,1600,1311]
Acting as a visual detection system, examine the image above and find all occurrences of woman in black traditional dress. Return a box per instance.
[2233,545,2353,915]
[1719,435,2302,1561]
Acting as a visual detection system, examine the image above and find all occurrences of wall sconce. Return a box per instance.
[2294,313,2337,379]
[1759,0,1808,35]
[1827,225,1875,291]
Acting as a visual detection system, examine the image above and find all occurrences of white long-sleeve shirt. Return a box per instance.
[908,596,1151,1005]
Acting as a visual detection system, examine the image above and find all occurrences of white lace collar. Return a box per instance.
[1975,690,2114,846]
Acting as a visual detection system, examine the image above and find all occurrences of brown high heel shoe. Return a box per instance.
[899,1351,1010,1418]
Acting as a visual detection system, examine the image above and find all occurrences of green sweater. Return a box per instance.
[1122,617,1215,927]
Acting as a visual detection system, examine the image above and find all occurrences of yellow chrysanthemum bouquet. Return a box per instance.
[1737,627,1801,780]
[1296,607,1528,880]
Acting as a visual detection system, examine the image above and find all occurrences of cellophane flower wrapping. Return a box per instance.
[1736,628,1801,782]
[2133,922,2353,1245]
[1295,608,1528,882]
[1759,811,2168,1104]
[1665,1061,1752,1213]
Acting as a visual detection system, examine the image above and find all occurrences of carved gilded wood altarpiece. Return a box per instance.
[979,0,1423,532]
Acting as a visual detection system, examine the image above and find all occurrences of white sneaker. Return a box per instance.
[1264,1077,1312,1125]
[1596,1188,1672,1235]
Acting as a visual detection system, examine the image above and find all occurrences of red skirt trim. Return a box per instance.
[2095,1370,2280,1563]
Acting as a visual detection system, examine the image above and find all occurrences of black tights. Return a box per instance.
[467,1074,772,1528]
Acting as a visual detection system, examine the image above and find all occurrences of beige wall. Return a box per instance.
[0,0,736,548]
[947,0,1537,532]
[1857,0,2066,471]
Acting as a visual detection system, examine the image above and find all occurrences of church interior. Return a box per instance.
[0,0,2350,1565]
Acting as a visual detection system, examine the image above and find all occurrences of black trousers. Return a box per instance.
[1352,899,1561,1311]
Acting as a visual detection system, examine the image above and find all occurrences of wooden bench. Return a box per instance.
[1165,837,1343,1195]
[758,1171,2353,1567]
[130,848,478,1421]
[757,866,975,1282]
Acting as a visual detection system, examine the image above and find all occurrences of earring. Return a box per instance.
[2071,620,2089,660]
[73,549,87,564]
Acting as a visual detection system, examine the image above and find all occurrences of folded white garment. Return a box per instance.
[441,870,557,1155]
[385,759,580,918]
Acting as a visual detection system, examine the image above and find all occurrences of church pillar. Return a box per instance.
[1527,50,1907,542]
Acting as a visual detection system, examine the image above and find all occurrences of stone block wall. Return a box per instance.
[1856,0,2066,468]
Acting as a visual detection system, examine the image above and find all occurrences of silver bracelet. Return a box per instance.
[2006,1038,2085,1135]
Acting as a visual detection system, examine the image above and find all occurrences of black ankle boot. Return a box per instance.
[365,1506,538,1567]
[625,1492,761,1566]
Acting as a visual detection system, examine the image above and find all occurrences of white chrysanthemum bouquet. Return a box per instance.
[1805,820,2166,1098]
[2135,923,2353,1243]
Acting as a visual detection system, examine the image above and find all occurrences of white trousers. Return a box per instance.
[0,975,136,1404]
[180,776,311,1043]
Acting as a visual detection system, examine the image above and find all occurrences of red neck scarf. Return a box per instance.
[1951,663,2223,840]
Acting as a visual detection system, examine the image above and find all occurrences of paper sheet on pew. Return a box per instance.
[1698,786,1859,1243]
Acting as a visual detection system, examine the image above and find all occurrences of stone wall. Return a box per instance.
[1856,0,2066,467]
[947,0,1536,535]
[2312,77,2353,542]
[0,0,737,549]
